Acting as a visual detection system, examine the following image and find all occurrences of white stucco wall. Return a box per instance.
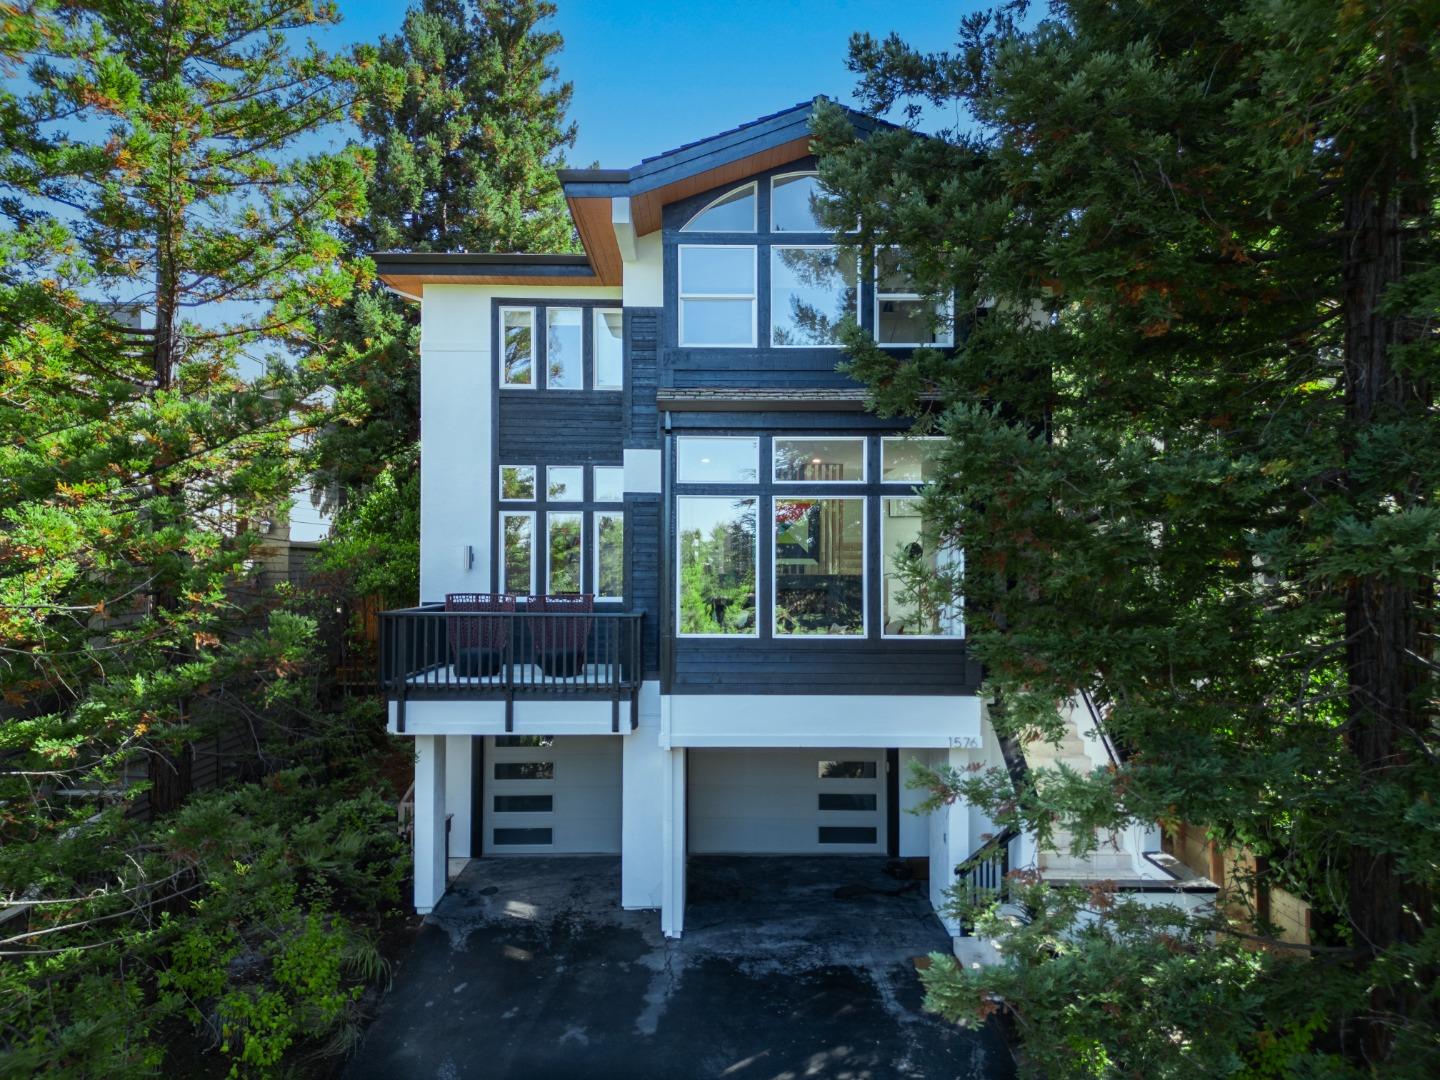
[662,693,983,748]
[621,682,665,909]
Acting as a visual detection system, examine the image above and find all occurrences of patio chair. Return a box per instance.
[532,593,593,678]
[445,593,516,677]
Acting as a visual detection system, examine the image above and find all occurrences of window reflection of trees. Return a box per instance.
[678,498,757,634]
[772,247,856,347]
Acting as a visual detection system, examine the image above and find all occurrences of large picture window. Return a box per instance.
[499,512,534,595]
[882,498,962,637]
[677,496,757,636]
[771,246,857,347]
[773,497,865,636]
[679,245,756,347]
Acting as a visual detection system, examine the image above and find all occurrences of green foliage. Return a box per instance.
[815,0,1439,1072]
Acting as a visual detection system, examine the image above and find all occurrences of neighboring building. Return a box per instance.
[374,100,1206,943]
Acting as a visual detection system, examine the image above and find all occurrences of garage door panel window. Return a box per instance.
[818,793,877,811]
[818,826,878,845]
[494,761,554,781]
[818,760,877,779]
[494,795,553,813]
[493,828,553,846]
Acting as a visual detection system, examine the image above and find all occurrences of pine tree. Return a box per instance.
[311,0,577,604]
[0,0,365,862]
[813,1,1439,1071]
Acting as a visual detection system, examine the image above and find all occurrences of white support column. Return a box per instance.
[659,747,687,938]
[622,683,665,909]
[928,748,976,936]
[444,735,472,860]
[413,735,448,914]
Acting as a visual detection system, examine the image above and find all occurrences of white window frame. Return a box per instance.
[593,308,624,390]
[546,465,584,503]
[772,436,868,485]
[498,464,536,502]
[680,181,757,233]
[771,495,868,640]
[675,495,760,639]
[544,306,584,391]
[594,511,625,602]
[678,244,757,348]
[873,247,955,348]
[879,436,946,485]
[499,306,537,389]
[769,245,858,349]
[675,434,760,485]
[498,510,536,595]
[880,496,965,640]
[593,465,625,504]
[546,511,584,594]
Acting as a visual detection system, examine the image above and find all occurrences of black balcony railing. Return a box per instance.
[380,607,644,734]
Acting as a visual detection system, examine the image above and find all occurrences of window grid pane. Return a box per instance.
[499,465,535,501]
[677,496,757,636]
[594,309,623,389]
[773,437,866,483]
[676,436,759,484]
[774,497,865,636]
[499,513,534,595]
[882,497,963,637]
[771,246,857,347]
[501,307,534,386]
[546,307,582,389]
[547,512,583,593]
[682,183,757,232]
[596,512,625,600]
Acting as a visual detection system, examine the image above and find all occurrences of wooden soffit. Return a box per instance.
[568,135,814,288]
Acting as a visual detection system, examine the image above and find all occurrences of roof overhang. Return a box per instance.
[372,252,601,298]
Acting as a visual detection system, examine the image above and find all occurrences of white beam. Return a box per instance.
[611,197,637,262]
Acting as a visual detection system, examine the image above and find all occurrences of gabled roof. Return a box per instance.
[374,98,893,294]
[558,97,892,199]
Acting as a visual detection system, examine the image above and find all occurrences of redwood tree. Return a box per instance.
[814,1,1438,1072]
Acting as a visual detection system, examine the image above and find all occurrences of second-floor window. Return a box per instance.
[498,463,625,601]
[497,301,623,391]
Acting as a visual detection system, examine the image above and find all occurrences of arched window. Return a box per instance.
[681,182,757,232]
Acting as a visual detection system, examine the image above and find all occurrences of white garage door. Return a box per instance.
[689,748,888,854]
[481,735,621,854]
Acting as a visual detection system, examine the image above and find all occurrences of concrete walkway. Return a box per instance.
[346,856,1014,1080]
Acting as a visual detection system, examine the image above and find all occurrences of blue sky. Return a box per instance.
[323,1,980,166]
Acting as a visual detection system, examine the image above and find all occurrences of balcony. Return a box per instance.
[380,606,644,734]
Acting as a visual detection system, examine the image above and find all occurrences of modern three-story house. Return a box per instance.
[375,100,1195,944]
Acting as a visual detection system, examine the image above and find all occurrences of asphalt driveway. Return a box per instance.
[346,855,1014,1080]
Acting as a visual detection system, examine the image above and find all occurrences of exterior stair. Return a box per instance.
[1024,710,1141,882]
